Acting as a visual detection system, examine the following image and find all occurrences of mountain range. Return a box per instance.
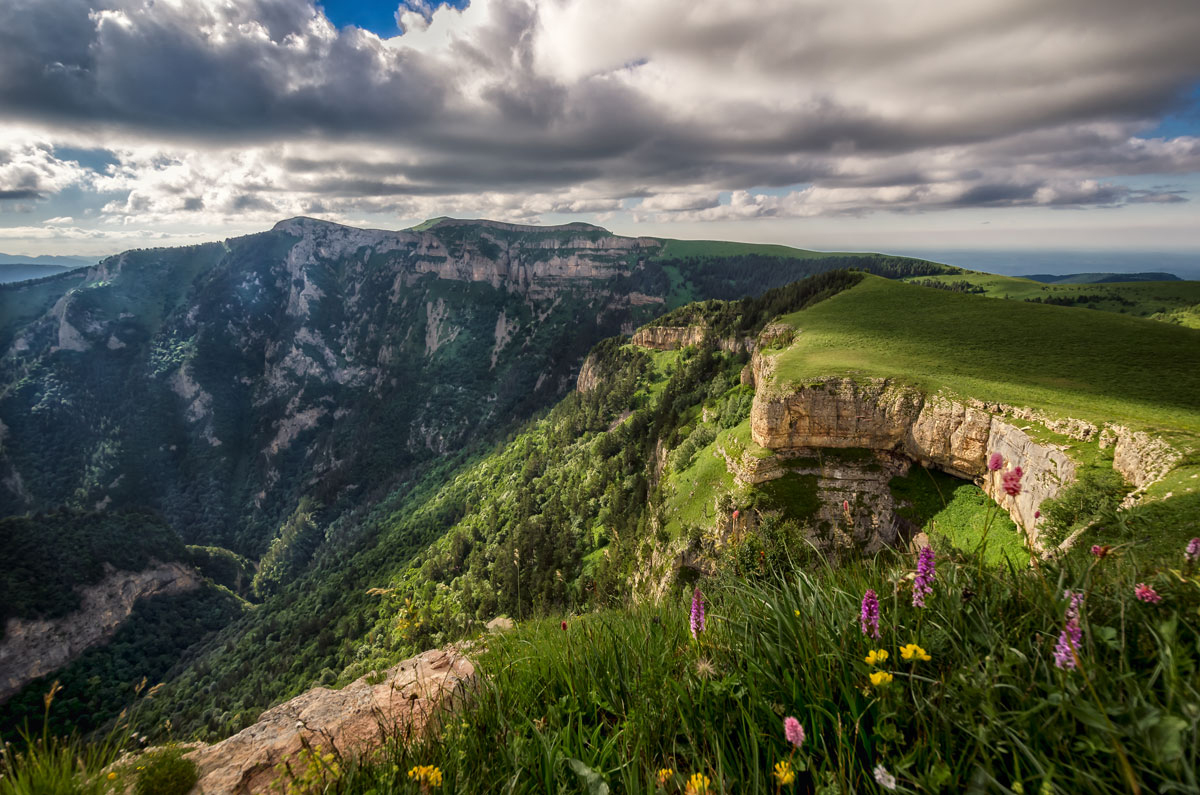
[2,218,1198,759]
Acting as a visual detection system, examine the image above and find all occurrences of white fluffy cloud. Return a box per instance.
[0,0,1198,249]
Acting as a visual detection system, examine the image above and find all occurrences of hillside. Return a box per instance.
[0,218,949,559]
[907,271,1200,328]
[9,270,1182,748]
[3,270,1199,793]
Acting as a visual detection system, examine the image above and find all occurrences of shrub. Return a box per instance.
[133,746,198,795]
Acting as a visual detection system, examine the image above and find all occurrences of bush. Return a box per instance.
[133,746,198,795]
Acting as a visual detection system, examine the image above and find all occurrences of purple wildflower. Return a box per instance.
[1001,466,1023,497]
[1063,590,1083,622]
[860,589,880,639]
[987,452,1003,472]
[690,588,706,638]
[1134,583,1162,604]
[1054,619,1083,670]
[783,716,805,748]
[912,547,935,608]
[1186,538,1200,567]
[1091,544,1111,559]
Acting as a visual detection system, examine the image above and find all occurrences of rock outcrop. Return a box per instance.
[631,325,708,350]
[631,324,755,354]
[186,647,474,795]
[576,351,602,393]
[0,562,201,703]
[749,375,1079,548]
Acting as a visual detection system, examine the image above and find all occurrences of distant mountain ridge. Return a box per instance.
[0,263,72,284]
[0,216,949,557]
[0,252,97,268]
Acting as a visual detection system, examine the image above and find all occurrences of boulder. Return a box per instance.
[187,647,473,794]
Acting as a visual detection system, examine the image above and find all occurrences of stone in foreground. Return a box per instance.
[187,647,473,794]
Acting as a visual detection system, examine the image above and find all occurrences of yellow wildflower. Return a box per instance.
[864,649,889,666]
[407,765,443,788]
[773,760,796,785]
[900,643,931,662]
[657,767,674,786]
[793,609,800,617]
[869,670,893,687]
[107,772,118,781]
[685,772,712,795]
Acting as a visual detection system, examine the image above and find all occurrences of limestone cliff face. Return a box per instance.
[749,375,1081,548]
[576,351,602,393]
[631,325,709,350]
[0,562,201,703]
[631,324,755,353]
[1109,426,1182,490]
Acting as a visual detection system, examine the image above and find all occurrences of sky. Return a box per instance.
[1,0,1199,258]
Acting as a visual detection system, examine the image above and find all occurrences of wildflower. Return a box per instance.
[1135,583,1162,603]
[107,772,117,781]
[1054,618,1082,670]
[873,764,897,791]
[783,716,805,748]
[1034,510,1041,519]
[656,768,674,787]
[1186,538,1200,567]
[899,643,930,662]
[843,499,850,514]
[864,649,889,666]
[690,588,706,638]
[987,452,1003,471]
[694,658,716,679]
[407,765,443,788]
[1063,590,1083,623]
[773,760,796,786]
[561,621,567,631]
[1091,544,1111,559]
[1001,466,1023,497]
[794,609,800,617]
[732,509,740,521]
[860,589,881,639]
[869,670,893,687]
[912,547,935,608]
[685,772,711,795]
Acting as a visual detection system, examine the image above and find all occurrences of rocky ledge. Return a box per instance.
[748,373,1176,550]
[0,562,201,703]
[186,646,474,794]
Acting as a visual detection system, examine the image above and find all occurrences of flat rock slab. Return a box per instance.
[187,647,473,794]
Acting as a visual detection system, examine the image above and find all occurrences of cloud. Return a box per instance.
[0,0,1198,234]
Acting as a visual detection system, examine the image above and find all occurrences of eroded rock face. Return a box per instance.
[0,562,201,703]
[749,375,1081,547]
[1110,426,1183,490]
[187,647,474,795]
[576,351,602,393]
[631,325,708,350]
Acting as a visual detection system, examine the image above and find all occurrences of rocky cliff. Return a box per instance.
[749,365,1174,549]
[183,646,473,794]
[0,562,200,703]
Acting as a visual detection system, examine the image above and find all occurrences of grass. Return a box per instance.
[889,466,1026,567]
[314,536,1200,794]
[906,272,1200,325]
[769,276,1200,435]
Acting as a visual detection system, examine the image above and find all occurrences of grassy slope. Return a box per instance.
[771,275,1200,435]
[908,272,1200,326]
[340,549,1200,795]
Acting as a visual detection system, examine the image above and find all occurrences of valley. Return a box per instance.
[1,221,1198,794]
